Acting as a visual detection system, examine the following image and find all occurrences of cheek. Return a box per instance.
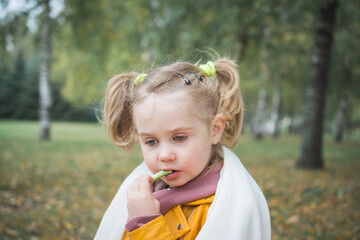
[141,148,157,174]
[185,141,212,165]
[182,151,208,170]
[144,158,157,174]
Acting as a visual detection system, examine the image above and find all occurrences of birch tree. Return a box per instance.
[39,0,52,141]
[253,26,271,140]
[270,78,281,138]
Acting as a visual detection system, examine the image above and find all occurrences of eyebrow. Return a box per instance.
[138,126,194,137]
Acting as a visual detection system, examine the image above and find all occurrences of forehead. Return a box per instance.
[133,91,201,131]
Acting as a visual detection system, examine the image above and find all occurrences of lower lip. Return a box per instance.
[165,171,181,180]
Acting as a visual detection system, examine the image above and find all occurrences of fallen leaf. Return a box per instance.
[5,228,18,236]
[286,215,300,224]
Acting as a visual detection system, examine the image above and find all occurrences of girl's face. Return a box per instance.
[133,90,224,187]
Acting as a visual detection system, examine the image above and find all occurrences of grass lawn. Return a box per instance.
[0,120,359,239]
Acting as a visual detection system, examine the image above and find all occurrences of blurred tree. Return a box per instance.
[2,0,359,144]
[0,66,13,117]
[334,60,349,142]
[53,0,137,104]
[0,0,95,122]
[253,26,271,140]
[0,6,31,118]
[270,76,281,138]
[39,0,52,141]
[297,0,338,169]
[11,49,26,118]
[247,0,313,138]
[327,0,360,142]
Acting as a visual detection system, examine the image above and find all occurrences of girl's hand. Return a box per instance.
[127,175,160,220]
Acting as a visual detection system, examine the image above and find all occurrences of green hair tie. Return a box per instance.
[134,73,148,86]
[199,61,216,77]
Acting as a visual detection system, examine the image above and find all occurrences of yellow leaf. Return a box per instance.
[5,228,18,236]
[64,222,73,231]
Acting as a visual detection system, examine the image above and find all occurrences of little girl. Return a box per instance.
[95,58,271,239]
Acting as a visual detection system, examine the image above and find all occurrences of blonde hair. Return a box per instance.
[103,58,244,162]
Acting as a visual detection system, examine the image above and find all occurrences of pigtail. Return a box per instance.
[103,72,138,150]
[214,59,244,148]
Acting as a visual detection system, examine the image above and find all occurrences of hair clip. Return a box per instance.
[199,61,216,77]
[134,73,148,86]
[188,72,203,82]
[180,74,192,85]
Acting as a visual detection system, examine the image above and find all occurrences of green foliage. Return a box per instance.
[0,121,359,239]
[326,0,360,125]
[0,2,97,122]
[0,56,97,121]
[1,0,360,130]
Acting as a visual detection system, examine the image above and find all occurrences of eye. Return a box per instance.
[145,139,159,146]
[174,135,187,142]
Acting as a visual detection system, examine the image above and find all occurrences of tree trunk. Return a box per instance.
[297,0,338,169]
[253,26,271,140]
[334,61,351,142]
[253,86,267,139]
[270,81,281,138]
[334,98,347,142]
[238,27,248,61]
[39,0,52,141]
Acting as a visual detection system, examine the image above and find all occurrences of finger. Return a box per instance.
[139,176,152,194]
[146,175,153,183]
[127,182,134,199]
[127,177,141,196]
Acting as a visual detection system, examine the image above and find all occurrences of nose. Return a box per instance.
[158,144,175,162]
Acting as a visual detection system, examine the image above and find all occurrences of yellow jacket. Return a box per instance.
[122,195,214,240]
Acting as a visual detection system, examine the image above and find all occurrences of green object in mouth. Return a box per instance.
[151,170,172,183]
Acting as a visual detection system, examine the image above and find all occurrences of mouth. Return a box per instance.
[151,170,173,183]
[162,169,181,179]
[162,168,179,173]
[163,168,176,171]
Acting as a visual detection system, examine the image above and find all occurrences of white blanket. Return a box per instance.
[94,147,271,239]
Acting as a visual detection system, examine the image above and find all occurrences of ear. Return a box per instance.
[211,114,226,145]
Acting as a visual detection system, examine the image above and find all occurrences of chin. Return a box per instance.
[166,179,189,188]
